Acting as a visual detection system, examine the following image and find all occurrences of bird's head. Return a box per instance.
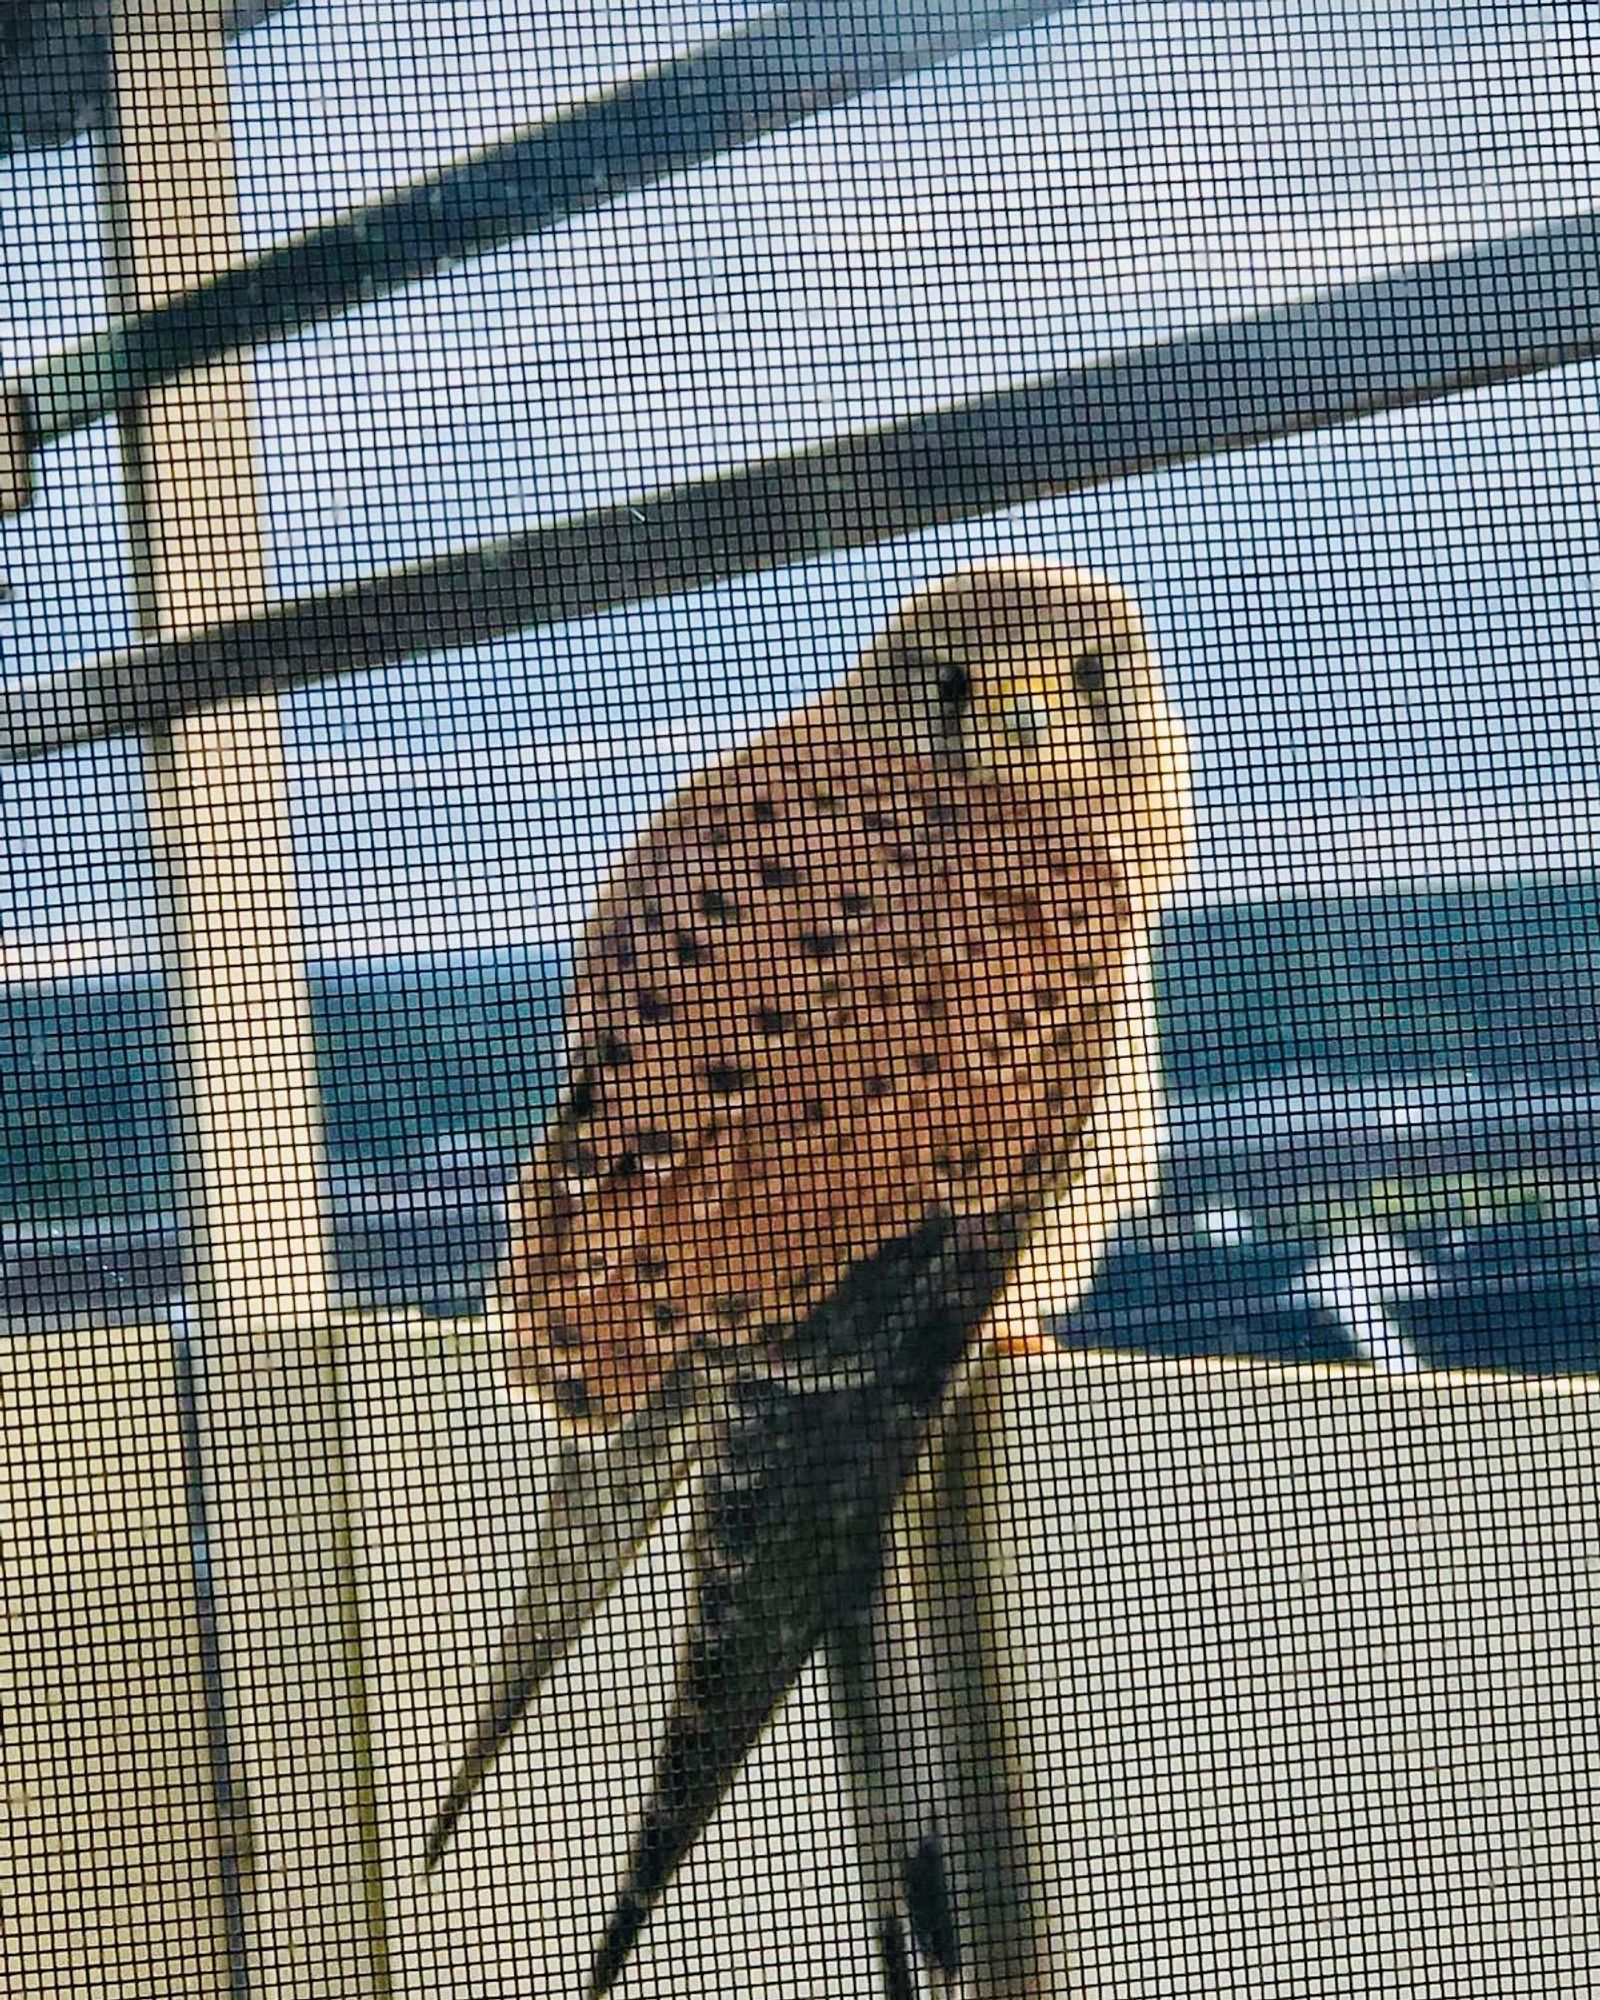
[847,558,1193,901]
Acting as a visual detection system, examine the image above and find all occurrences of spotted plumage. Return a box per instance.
[426,560,1192,1997]
[505,735,1131,1422]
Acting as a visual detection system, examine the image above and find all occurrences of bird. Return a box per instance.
[424,558,1192,1996]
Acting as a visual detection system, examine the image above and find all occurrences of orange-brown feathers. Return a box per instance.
[500,720,1132,1423]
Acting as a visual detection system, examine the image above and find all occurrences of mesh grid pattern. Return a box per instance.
[4,4,1600,1995]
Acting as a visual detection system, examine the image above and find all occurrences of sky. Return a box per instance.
[2,0,1600,975]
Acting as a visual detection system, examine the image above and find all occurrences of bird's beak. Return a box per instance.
[999,695,1052,747]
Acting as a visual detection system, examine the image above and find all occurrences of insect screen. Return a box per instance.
[3,4,1598,1995]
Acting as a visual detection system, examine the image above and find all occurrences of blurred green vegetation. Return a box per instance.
[0,952,564,1223]
[1158,875,1600,1094]
[1284,1170,1600,1245]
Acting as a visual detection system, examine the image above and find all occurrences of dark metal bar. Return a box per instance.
[6,210,1598,763]
[14,0,1075,447]
[2,0,291,157]
[1,389,32,515]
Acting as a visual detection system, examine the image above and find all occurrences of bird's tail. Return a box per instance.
[589,1206,1026,1996]
[828,1590,961,2000]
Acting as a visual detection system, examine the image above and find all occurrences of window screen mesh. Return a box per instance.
[4,4,1599,1995]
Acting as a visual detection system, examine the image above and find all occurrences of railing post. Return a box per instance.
[103,0,389,1989]
[928,1357,1081,1997]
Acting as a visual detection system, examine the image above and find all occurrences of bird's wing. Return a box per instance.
[501,722,1133,1424]
[582,801,1135,1991]
[424,734,1129,1868]
[422,1363,708,1871]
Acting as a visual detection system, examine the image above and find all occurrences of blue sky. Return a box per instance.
[3,1,1600,974]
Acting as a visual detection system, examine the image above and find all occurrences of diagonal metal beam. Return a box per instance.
[6,209,1599,765]
[11,0,1078,451]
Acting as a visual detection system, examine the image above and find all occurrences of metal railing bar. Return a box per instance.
[2,0,291,158]
[12,0,1077,449]
[5,209,1597,766]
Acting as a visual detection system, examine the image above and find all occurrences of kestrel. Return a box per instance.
[425,559,1192,1995]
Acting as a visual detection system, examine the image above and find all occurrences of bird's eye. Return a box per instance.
[1072,653,1108,696]
[935,663,972,717]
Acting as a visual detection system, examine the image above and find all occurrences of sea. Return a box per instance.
[6,876,1600,1374]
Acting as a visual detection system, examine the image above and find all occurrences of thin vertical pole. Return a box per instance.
[926,1358,1080,1997]
[104,0,389,1989]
